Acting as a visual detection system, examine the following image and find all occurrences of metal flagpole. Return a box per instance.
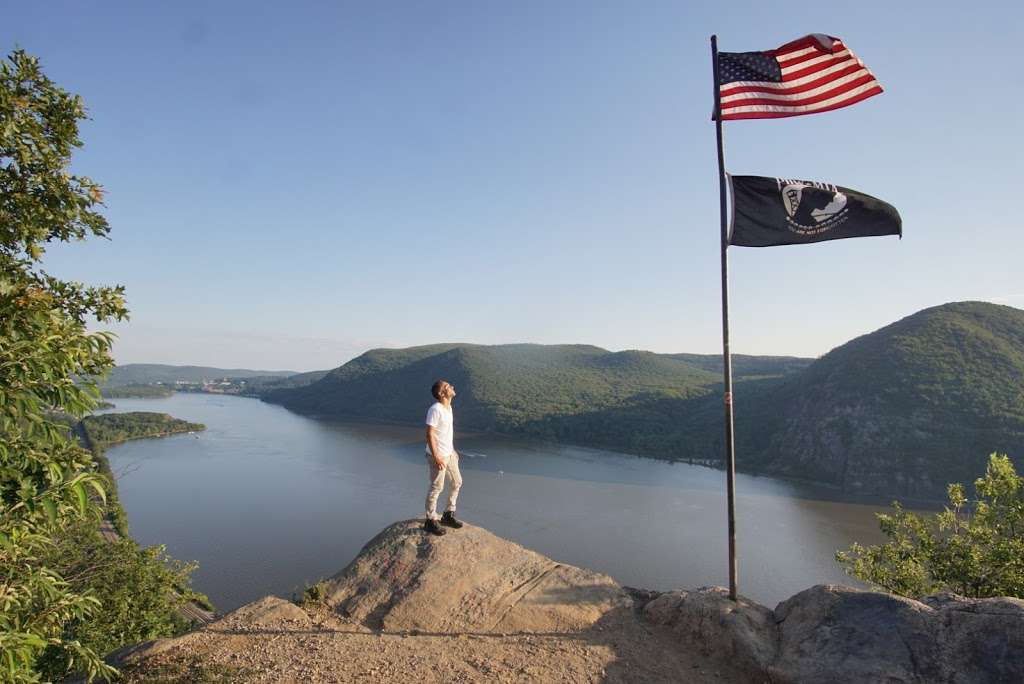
[711,34,739,602]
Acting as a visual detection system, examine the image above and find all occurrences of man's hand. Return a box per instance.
[434,454,446,469]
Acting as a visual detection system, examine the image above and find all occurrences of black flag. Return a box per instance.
[729,175,901,247]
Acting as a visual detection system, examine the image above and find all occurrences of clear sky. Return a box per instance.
[5,1,1022,371]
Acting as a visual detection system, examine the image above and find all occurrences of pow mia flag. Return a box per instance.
[728,175,901,247]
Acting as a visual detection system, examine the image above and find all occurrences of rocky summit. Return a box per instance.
[114,521,1024,683]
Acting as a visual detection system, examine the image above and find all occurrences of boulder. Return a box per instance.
[647,584,1024,684]
[921,593,1024,684]
[771,585,1024,683]
[770,584,940,683]
[643,587,776,683]
[323,519,630,633]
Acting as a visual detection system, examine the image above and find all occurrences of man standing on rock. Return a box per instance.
[424,379,463,536]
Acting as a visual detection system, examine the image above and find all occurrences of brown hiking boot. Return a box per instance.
[424,518,446,536]
[440,511,463,529]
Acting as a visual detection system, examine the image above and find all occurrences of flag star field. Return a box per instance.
[718,52,782,84]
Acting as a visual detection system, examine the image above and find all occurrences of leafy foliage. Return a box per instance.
[837,453,1024,598]
[33,521,205,681]
[296,580,329,608]
[81,412,205,447]
[1,48,127,682]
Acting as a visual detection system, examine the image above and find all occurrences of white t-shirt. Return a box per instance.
[425,402,454,460]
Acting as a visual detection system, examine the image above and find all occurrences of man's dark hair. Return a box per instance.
[431,380,447,400]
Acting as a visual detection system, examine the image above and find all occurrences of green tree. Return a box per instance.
[837,453,1024,599]
[33,521,205,681]
[1,49,127,681]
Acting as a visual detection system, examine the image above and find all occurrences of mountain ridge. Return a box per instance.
[263,302,1024,498]
[738,301,1024,496]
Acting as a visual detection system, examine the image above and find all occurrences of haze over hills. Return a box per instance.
[262,302,1024,499]
[98,364,299,387]
[247,369,332,391]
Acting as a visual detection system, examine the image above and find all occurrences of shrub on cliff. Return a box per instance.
[837,453,1024,598]
[33,521,205,681]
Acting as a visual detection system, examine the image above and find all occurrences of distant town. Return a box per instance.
[172,379,248,394]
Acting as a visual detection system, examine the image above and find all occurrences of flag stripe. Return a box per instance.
[721,85,883,120]
[722,65,870,103]
[782,53,858,82]
[770,34,834,57]
[774,45,823,66]
[723,81,881,114]
[780,49,851,75]
[717,35,881,121]
[721,60,869,96]
[774,38,843,59]
[721,76,878,111]
[716,68,876,104]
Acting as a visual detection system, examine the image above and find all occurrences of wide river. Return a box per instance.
[101,393,893,612]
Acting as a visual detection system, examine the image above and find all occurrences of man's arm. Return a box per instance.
[426,426,445,468]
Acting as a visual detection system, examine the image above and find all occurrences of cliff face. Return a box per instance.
[114,521,1024,684]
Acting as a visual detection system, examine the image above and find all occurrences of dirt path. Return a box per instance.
[119,597,746,683]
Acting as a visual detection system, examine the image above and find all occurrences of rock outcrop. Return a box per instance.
[321,517,630,634]
[115,521,1024,683]
[642,587,776,681]
[645,584,1024,684]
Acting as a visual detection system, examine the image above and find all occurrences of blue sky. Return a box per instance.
[5,1,1022,371]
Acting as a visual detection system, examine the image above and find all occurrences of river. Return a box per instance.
[100,393,891,612]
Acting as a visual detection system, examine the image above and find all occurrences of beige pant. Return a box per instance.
[425,452,462,521]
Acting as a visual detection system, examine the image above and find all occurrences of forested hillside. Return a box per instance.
[263,302,1024,498]
[262,344,808,459]
[730,301,1024,497]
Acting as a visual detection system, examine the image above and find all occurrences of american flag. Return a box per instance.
[717,34,882,121]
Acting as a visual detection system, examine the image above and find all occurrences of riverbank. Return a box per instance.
[96,393,908,610]
[73,415,216,623]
